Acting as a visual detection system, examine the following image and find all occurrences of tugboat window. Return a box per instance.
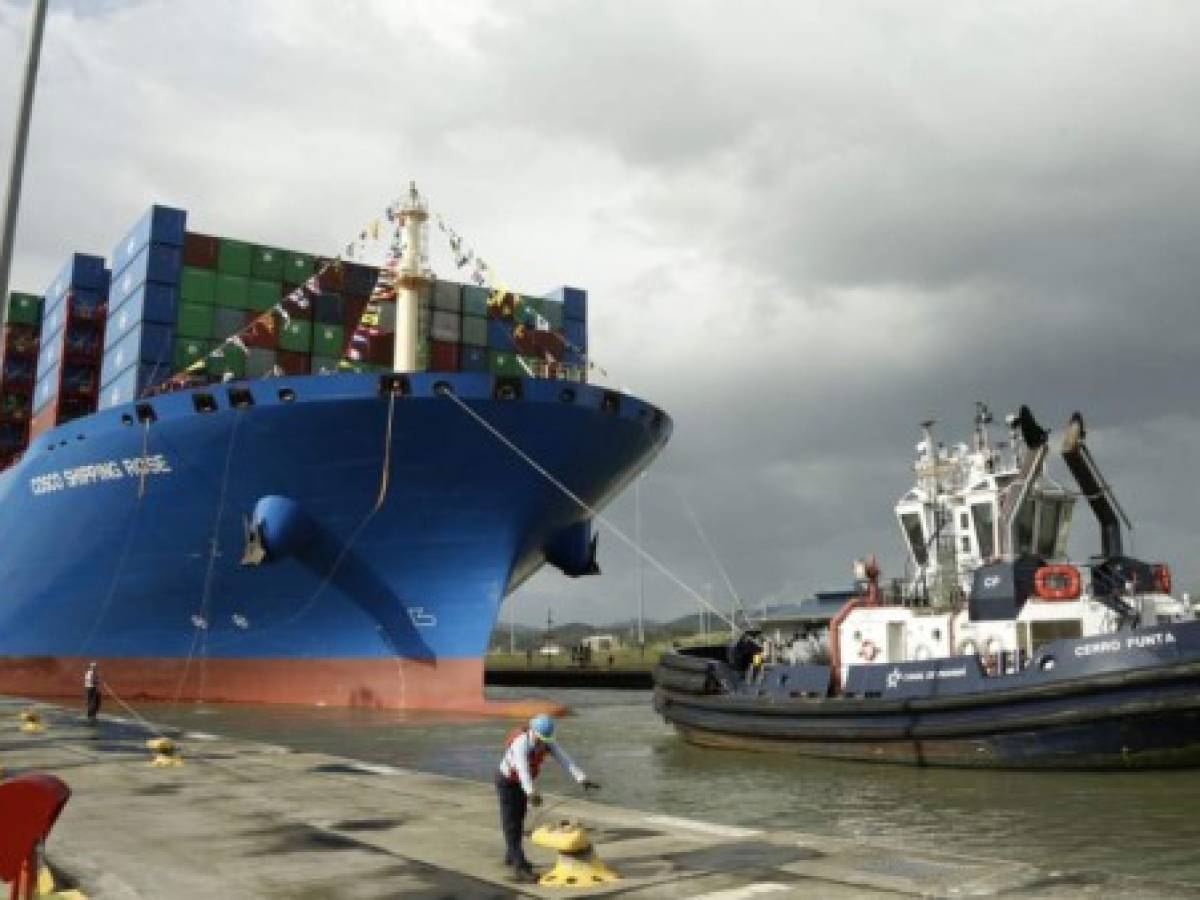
[1014,499,1036,555]
[1036,500,1061,558]
[971,502,995,559]
[900,512,927,566]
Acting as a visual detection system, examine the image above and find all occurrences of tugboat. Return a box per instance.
[653,405,1200,768]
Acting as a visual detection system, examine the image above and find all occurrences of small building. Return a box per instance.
[759,590,855,644]
[580,634,617,652]
[538,644,562,657]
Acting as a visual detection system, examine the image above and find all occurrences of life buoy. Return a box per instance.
[1153,564,1172,594]
[1033,564,1081,601]
[858,639,879,662]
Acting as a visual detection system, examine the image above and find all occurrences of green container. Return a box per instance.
[173,337,213,371]
[462,315,487,347]
[251,247,284,281]
[247,278,282,313]
[214,273,249,309]
[433,280,462,312]
[540,299,564,329]
[282,251,315,284]
[311,355,341,374]
[246,348,276,378]
[462,285,489,317]
[176,302,216,340]
[210,343,246,379]
[279,320,312,353]
[312,324,344,357]
[217,238,253,276]
[488,350,527,377]
[179,267,216,305]
[6,292,41,326]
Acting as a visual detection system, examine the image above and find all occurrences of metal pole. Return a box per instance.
[635,473,644,654]
[0,0,49,321]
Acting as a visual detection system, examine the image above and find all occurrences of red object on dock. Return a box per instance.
[0,772,71,900]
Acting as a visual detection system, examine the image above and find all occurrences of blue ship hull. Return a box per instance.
[0,373,670,709]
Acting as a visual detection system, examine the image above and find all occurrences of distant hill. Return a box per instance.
[487,611,732,651]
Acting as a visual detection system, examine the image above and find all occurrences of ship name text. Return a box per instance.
[30,454,173,495]
[1073,630,1177,658]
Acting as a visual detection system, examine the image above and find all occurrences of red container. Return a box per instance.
[242,312,281,350]
[428,340,460,372]
[346,331,393,367]
[343,295,370,333]
[275,350,311,376]
[29,402,57,440]
[183,232,220,269]
[316,258,344,292]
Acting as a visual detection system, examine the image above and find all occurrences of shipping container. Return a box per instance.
[104,284,179,352]
[217,238,253,276]
[183,231,220,269]
[282,251,315,285]
[461,345,488,372]
[110,244,182,308]
[5,292,41,326]
[487,319,516,351]
[176,302,216,340]
[180,266,217,304]
[110,205,186,278]
[310,355,341,374]
[32,365,58,412]
[430,309,461,343]
[461,315,487,347]
[214,273,249,309]
[102,322,175,385]
[432,280,462,312]
[314,292,344,325]
[213,307,253,339]
[251,246,284,281]
[486,290,516,321]
[564,319,587,351]
[315,258,343,292]
[547,285,587,322]
[45,254,107,309]
[312,324,344,357]
[279,320,312,353]
[172,337,213,372]
[209,344,247,379]
[275,349,311,376]
[346,331,392,367]
[463,285,489,318]
[487,350,534,377]
[99,362,159,410]
[242,312,281,350]
[341,262,379,296]
[246,348,277,378]
[247,278,282,313]
[428,340,460,372]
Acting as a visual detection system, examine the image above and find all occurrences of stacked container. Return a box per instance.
[31,254,109,438]
[0,292,43,465]
[100,205,186,410]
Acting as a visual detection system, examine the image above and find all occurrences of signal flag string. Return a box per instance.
[440,388,736,631]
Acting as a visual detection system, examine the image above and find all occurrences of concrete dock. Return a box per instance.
[1,697,1196,899]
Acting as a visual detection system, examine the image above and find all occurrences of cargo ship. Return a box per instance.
[0,187,670,711]
[654,406,1200,768]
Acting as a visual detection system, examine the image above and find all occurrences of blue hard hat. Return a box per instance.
[530,714,556,742]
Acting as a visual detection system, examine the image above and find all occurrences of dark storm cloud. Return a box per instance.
[0,1,1197,626]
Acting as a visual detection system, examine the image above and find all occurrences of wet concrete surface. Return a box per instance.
[2,696,1198,899]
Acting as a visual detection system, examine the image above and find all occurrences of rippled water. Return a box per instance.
[131,688,1200,884]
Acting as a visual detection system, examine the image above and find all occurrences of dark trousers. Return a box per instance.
[494,772,529,868]
[86,686,100,720]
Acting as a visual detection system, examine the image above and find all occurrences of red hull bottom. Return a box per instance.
[0,656,566,718]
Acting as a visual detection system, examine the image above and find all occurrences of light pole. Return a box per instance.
[0,0,49,319]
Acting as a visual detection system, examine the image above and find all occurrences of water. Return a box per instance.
[130,688,1200,884]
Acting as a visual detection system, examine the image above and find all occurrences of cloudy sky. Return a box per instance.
[2,1,1199,628]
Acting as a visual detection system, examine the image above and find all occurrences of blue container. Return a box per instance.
[35,333,62,382]
[33,365,59,412]
[104,283,180,351]
[99,362,160,410]
[546,286,587,323]
[461,346,489,372]
[111,244,184,308]
[487,319,515,351]
[111,205,187,278]
[314,292,345,325]
[341,262,378,296]
[44,254,107,310]
[564,319,587,351]
[102,322,176,386]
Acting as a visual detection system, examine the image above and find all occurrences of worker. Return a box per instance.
[84,661,101,722]
[495,714,598,882]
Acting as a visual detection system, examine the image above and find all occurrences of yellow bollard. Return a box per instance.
[145,737,184,768]
[19,708,45,734]
[531,821,619,888]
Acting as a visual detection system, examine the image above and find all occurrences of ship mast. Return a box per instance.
[393,181,431,372]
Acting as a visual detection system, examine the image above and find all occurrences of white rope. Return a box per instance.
[675,485,746,619]
[440,390,735,630]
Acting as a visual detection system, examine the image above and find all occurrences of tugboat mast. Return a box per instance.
[393,181,431,372]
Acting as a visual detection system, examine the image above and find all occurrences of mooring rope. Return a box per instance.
[440,389,735,630]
